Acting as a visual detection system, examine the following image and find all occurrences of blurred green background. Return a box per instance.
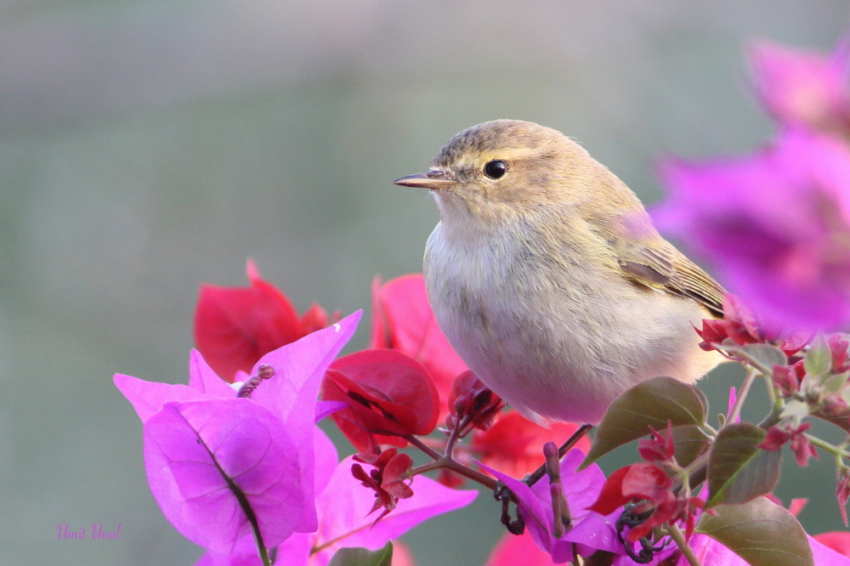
[2,1,850,564]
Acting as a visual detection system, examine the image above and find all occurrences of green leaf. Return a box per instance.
[728,343,788,371]
[804,334,830,379]
[695,497,813,566]
[706,423,780,508]
[671,424,710,467]
[581,376,707,467]
[327,543,393,566]
[823,371,848,394]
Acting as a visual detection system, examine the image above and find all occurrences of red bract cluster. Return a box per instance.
[830,335,850,372]
[700,297,850,438]
[589,463,703,541]
[193,259,331,381]
[837,469,850,525]
[351,448,415,522]
[695,294,808,355]
[446,371,504,436]
[637,422,675,463]
[321,349,439,453]
[758,422,818,466]
[771,361,807,397]
[370,275,468,420]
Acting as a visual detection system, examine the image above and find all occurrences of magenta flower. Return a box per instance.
[306,455,476,564]
[114,312,360,554]
[481,450,624,563]
[655,128,850,332]
[197,455,476,566]
[749,37,850,133]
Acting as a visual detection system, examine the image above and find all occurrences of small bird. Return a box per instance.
[394,120,725,425]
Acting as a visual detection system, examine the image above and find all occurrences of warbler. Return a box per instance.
[394,120,725,425]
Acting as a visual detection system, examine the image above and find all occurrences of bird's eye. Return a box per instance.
[483,160,507,179]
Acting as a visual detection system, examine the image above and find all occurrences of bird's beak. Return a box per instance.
[393,170,456,190]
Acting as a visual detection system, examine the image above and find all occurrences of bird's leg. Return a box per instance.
[524,423,592,487]
[615,502,668,563]
[496,484,525,535]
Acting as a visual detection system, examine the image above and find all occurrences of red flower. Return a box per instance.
[321,349,439,453]
[588,463,702,541]
[695,294,766,351]
[758,422,817,466]
[370,275,468,420]
[821,395,849,418]
[771,361,806,397]
[829,334,850,372]
[351,448,414,522]
[695,318,732,351]
[837,468,850,526]
[446,371,504,436]
[470,411,590,479]
[695,294,812,357]
[637,422,675,463]
[193,259,330,381]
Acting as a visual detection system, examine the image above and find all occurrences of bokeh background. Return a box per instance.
[3,1,850,564]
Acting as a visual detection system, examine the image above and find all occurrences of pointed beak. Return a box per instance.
[393,170,456,190]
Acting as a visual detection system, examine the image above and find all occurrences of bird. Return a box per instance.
[394,119,725,425]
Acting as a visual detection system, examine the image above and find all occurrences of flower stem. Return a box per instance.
[806,434,850,460]
[666,523,700,566]
[404,434,443,461]
[411,457,499,490]
[252,531,272,566]
[444,414,472,456]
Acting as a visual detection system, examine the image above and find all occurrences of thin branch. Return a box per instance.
[410,457,499,490]
[807,433,850,461]
[666,523,701,566]
[403,434,443,461]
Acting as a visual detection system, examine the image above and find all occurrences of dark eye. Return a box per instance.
[483,160,507,179]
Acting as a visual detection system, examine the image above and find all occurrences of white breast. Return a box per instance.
[423,217,714,424]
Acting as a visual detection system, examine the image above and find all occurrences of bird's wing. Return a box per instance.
[598,212,726,317]
[618,242,725,317]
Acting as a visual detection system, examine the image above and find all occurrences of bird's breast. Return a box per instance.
[422,220,717,424]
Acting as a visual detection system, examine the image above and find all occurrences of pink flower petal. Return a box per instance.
[249,311,361,533]
[189,349,239,397]
[481,450,622,562]
[113,374,205,424]
[144,399,304,554]
[308,456,476,565]
[655,129,850,332]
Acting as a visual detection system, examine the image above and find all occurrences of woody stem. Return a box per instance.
[410,457,499,490]
[404,434,443,461]
[666,523,701,566]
